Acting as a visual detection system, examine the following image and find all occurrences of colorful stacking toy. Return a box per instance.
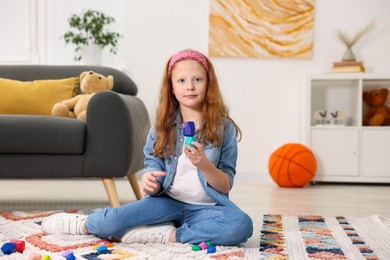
[191,241,216,254]
[183,121,196,149]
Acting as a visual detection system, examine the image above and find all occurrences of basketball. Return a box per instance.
[268,143,317,187]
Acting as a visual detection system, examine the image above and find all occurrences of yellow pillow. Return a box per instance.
[0,77,78,116]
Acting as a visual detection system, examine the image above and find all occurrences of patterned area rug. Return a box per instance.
[260,214,390,259]
[0,210,252,260]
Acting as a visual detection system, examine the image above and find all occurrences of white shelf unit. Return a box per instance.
[305,73,390,183]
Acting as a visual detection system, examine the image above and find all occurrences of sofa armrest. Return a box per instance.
[83,90,150,177]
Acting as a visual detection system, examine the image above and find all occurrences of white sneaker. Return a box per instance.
[121,222,175,244]
[41,213,87,235]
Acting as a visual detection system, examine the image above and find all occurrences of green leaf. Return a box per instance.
[61,9,122,61]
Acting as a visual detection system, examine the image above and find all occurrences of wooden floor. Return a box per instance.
[1,172,390,248]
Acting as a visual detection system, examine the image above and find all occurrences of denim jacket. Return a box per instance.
[143,113,239,206]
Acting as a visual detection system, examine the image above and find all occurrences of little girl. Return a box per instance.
[41,49,253,246]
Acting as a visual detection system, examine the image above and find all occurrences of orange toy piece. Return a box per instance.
[363,88,390,126]
[268,143,317,187]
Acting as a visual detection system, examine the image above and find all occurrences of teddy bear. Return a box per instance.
[52,71,113,121]
[362,88,390,126]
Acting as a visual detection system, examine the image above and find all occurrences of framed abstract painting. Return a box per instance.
[209,0,315,58]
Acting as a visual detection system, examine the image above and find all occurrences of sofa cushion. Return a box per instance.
[0,115,85,154]
[0,77,78,116]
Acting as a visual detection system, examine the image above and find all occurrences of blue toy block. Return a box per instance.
[66,253,76,260]
[1,242,16,255]
[207,245,216,253]
[96,245,108,253]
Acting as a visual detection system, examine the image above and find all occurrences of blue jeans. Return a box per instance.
[85,195,253,245]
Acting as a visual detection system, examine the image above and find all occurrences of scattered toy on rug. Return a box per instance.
[1,239,25,254]
[92,241,114,253]
[2,237,244,259]
[61,250,76,260]
[29,252,43,260]
[81,240,135,259]
[1,239,125,259]
[29,252,51,260]
[191,241,216,253]
[0,244,51,260]
[1,242,17,255]
[191,242,246,259]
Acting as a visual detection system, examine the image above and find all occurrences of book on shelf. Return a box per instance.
[332,60,365,73]
[333,61,364,67]
[332,65,365,73]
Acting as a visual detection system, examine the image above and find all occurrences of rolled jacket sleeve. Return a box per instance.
[218,119,238,190]
[143,126,166,180]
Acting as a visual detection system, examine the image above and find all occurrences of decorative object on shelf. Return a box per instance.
[268,143,317,188]
[335,21,375,62]
[330,110,345,125]
[314,110,345,126]
[362,88,390,126]
[314,109,329,125]
[332,60,365,73]
[62,10,122,65]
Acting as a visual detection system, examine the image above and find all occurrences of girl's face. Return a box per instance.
[171,59,207,111]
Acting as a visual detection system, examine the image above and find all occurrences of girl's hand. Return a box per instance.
[184,141,208,168]
[184,141,231,194]
[141,171,166,196]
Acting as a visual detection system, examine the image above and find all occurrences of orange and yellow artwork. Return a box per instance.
[208,0,315,58]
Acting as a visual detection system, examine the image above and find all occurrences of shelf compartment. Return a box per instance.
[310,79,360,127]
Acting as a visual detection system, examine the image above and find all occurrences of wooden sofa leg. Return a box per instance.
[127,173,142,200]
[102,177,120,208]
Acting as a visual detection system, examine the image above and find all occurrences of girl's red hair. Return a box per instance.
[152,54,241,157]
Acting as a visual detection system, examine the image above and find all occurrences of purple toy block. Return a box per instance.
[183,121,195,136]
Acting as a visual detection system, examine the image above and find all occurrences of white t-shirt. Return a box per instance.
[166,150,215,205]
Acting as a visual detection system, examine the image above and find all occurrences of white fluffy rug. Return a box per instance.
[0,210,258,259]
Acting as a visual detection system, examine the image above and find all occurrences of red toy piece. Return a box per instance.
[10,240,25,253]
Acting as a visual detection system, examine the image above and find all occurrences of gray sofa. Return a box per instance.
[0,65,150,207]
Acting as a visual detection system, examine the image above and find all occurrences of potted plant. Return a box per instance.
[63,9,122,64]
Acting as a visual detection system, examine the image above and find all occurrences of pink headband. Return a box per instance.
[168,49,209,77]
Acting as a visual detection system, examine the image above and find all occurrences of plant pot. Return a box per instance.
[81,44,103,65]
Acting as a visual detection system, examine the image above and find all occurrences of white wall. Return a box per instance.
[0,0,30,62]
[46,0,125,66]
[2,0,390,176]
[123,0,390,176]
